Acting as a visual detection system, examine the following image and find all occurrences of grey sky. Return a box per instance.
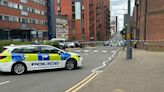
[111,0,135,31]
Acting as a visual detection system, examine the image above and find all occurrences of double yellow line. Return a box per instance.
[65,72,99,92]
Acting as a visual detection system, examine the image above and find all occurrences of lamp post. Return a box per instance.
[135,0,140,41]
[144,0,147,41]
[127,0,132,59]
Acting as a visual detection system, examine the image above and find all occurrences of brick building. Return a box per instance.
[132,0,164,41]
[0,0,48,41]
[56,0,110,41]
[0,0,110,41]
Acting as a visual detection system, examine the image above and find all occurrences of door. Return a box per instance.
[39,46,62,69]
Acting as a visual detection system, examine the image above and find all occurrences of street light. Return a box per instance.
[135,0,140,41]
[127,0,132,59]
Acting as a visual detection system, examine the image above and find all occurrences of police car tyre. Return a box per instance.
[12,63,26,75]
[65,59,77,70]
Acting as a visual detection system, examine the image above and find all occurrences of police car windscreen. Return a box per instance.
[0,48,6,53]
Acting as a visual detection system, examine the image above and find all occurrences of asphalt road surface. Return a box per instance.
[0,46,119,92]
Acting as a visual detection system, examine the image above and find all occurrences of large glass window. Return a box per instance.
[0,15,2,20]
[4,16,9,21]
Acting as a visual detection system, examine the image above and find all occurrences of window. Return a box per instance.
[0,15,2,20]
[22,6,28,11]
[12,48,23,53]
[3,1,9,6]
[40,47,58,54]
[22,18,28,23]
[20,0,27,3]
[12,3,18,9]
[13,17,19,22]
[22,47,39,54]
[4,16,9,21]
[21,11,28,16]
[0,0,3,5]
[18,5,23,10]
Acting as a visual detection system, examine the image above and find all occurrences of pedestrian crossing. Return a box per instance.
[73,49,116,53]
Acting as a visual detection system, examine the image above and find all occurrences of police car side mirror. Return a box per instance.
[58,51,63,55]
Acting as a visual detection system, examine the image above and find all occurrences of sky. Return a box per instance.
[111,0,135,31]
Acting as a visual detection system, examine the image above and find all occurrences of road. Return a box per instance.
[0,46,119,92]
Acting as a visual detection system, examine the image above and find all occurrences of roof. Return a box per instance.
[3,45,53,49]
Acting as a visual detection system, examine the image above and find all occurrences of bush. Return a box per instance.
[43,41,60,48]
[0,40,31,50]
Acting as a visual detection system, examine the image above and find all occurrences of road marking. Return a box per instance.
[0,81,10,86]
[66,49,120,92]
[75,50,82,52]
[93,50,99,52]
[65,73,99,92]
[84,50,90,52]
[102,51,108,53]
[92,57,112,73]
[84,53,89,55]
[111,51,117,53]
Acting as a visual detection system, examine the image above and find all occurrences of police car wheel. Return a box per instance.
[12,63,26,75]
[65,60,76,70]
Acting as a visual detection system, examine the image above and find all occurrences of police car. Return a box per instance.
[0,45,83,75]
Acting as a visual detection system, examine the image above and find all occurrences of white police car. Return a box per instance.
[0,45,83,74]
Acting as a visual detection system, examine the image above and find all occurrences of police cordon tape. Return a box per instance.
[79,39,164,44]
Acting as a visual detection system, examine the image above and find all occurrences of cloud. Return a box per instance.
[111,0,135,31]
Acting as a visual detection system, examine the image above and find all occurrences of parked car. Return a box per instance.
[103,41,111,46]
[50,38,67,49]
[66,42,75,48]
[73,41,81,47]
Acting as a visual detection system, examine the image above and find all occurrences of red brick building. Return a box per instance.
[56,0,110,41]
[132,0,164,41]
[0,0,48,41]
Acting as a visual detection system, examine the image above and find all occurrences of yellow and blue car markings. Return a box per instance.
[9,53,75,62]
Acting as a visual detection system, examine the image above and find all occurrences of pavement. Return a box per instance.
[78,49,164,92]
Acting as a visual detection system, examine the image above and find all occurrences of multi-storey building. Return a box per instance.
[132,0,164,49]
[56,0,110,41]
[0,0,48,41]
[132,0,164,41]
[0,0,110,41]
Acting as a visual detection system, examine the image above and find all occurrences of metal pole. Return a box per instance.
[144,0,147,41]
[127,0,132,59]
[116,16,118,34]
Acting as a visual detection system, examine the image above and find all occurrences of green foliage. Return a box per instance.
[43,41,60,48]
[0,40,31,50]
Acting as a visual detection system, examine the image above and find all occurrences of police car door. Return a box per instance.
[39,46,61,69]
[22,47,39,70]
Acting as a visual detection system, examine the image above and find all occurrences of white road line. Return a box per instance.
[84,50,90,52]
[111,51,117,53]
[0,81,10,86]
[92,57,113,73]
[93,50,99,52]
[84,53,89,55]
[75,50,82,52]
[102,51,108,53]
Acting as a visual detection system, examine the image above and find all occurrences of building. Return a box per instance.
[0,0,48,41]
[0,0,110,42]
[56,16,69,39]
[56,0,110,41]
[132,0,164,42]
[110,16,118,36]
